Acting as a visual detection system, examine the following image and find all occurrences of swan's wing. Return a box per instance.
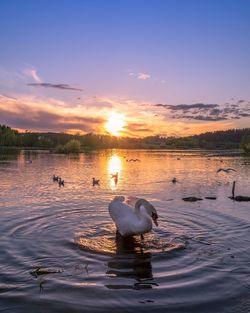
[108,197,136,223]
[108,196,154,236]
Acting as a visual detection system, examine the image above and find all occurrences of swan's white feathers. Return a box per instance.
[108,196,157,236]
[108,197,136,221]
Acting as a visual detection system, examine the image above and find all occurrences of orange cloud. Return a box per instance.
[0,94,249,137]
[0,95,104,133]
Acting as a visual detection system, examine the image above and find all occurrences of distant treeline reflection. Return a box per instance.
[0,124,250,153]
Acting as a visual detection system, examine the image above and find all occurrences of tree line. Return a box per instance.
[0,124,250,153]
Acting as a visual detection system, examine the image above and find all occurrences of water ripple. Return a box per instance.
[0,150,250,313]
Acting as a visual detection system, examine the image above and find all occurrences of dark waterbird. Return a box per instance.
[217,168,236,173]
[53,174,59,182]
[53,175,65,187]
[58,178,64,187]
[111,172,118,185]
[111,172,118,179]
[126,158,140,162]
[92,177,100,186]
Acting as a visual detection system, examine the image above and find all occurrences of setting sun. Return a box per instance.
[105,112,126,136]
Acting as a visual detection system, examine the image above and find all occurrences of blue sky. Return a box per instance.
[0,0,250,136]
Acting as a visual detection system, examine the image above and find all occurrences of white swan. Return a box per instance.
[108,196,158,237]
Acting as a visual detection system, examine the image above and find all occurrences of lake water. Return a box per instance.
[0,149,250,313]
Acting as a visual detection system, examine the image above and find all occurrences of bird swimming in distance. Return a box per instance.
[53,174,59,182]
[58,178,64,187]
[108,196,158,237]
[111,172,118,185]
[172,177,177,184]
[111,172,118,179]
[92,178,100,186]
[126,158,140,162]
[217,168,236,173]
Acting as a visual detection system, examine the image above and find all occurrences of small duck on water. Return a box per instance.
[53,175,64,187]
[111,172,118,179]
[92,178,100,186]
[58,178,64,187]
[53,174,59,182]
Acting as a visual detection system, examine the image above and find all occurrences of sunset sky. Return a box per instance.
[0,0,250,137]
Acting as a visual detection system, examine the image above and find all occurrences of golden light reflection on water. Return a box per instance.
[76,236,117,255]
[107,155,122,190]
[75,233,186,256]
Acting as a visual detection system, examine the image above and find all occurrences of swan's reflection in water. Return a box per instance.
[75,228,185,289]
[105,234,158,290]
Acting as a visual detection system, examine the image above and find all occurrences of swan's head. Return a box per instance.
[151,211,158,226]
[135,198,158,226]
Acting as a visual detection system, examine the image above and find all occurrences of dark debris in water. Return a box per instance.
[205,196,217,200]
[30,267,64,278]
[182,197,203,202]
[229,181,250,201]
[229,195,250,202]
[139,300,155,304]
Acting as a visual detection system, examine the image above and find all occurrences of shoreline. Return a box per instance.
[0,146,247,157]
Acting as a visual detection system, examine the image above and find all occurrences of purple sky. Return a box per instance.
[0,0,250,136]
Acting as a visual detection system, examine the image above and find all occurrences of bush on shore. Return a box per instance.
[240,132,250,154]
[55,139,81,153]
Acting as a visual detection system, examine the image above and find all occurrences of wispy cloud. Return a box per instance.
[155,102,250,121]
[156,103,218,110]
[126,122,153,133]
[127,69,166,84]
[0,93,17,100]
[27,83,82,91]
[137,72,151,80]
[23,67,42,83]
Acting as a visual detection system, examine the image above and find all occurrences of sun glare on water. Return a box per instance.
[105,112,126,136]
[108,155,122,189]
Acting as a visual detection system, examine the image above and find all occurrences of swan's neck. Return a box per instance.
[134,201,152,233]
[135,199,150,219]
